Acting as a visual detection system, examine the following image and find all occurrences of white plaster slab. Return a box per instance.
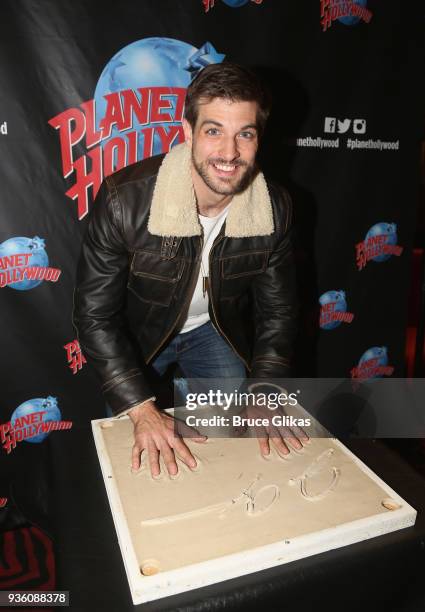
[92,415,416,605]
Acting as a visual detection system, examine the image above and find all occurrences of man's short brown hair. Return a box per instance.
[184,62,271,136]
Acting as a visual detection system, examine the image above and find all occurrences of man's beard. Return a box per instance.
[192,152,257,196]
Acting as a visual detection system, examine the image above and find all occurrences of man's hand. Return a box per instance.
[242,402,309,457]
[128,401,207,477]
[256,417,309,457]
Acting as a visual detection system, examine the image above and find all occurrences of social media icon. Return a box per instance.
[324,117,336,133]
[337,119,351,133]
[353,119,366,134]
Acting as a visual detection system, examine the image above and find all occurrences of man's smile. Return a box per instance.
[211,162,239,178]
[208,159,248,179]
[213,163,236,172]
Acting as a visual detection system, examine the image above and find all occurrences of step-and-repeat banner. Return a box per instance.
[0,0,423,529]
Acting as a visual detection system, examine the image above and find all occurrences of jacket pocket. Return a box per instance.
[127,250,185,306]
[220,251,268,280]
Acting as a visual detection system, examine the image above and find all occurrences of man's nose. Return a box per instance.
[218,136,240,161]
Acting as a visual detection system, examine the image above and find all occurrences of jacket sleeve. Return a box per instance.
[72,177,154,415]
[248,189,298,380]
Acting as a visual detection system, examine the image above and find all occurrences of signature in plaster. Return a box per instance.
[140,474,280,526]
[288,448,340,501]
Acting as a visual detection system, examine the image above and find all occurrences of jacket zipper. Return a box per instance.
[208,235,250,371]
[146,236,203,363]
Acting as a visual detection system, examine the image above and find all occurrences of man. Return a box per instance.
[73,63,304,478]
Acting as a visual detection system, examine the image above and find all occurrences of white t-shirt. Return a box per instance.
[180,205,230,334]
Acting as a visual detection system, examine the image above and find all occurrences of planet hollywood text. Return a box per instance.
[350,359,394,381]
[319,290,354,330]
[320,304,354,327]
[48,87,187,220]
[0,252,61,288]
[0,412,73,454]
[64,339,87,375]
[350,347,394,381]
[320,0,373,32]
[356,235,403,271]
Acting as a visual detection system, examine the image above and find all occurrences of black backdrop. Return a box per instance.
[0,0,424,537]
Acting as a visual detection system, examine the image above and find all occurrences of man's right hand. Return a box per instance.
[128,401,207,478]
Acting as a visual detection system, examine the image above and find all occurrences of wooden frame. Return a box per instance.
[92,415,416,605]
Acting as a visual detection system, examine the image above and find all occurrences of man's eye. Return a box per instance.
[206,128,220,136]
[239,131,255,139]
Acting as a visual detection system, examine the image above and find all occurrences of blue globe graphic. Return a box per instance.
[0,236,48,291]
[358,347,388,378]
[94,38,225,162]
[11,397,61,444]
[319,290,347,330]
[338,0,368,25]
[222,0,251,6]
[365,222,397,263]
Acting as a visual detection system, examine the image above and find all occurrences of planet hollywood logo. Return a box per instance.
[320,0,373,32]
[203,0,263,11]
[0,236,61,290]
[64,339,86,374]
[1,397,72,454]
[350,347,394,381]
[356,223,403,271]
[49,37,225,220]
[319,290,354,330]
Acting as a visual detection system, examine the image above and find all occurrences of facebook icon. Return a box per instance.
[324,117,336,133]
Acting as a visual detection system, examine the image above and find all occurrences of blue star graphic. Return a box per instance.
[185,42,225,79]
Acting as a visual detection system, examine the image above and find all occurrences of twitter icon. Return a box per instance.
[337,119,351,133]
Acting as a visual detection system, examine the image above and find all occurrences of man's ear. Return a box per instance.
[182,118,193,146]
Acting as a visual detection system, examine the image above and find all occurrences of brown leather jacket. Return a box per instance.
[73,143,298,415]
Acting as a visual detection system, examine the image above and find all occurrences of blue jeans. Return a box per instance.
[152,321,246,403]
[152,321,246,378]
[105,321,246,415]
